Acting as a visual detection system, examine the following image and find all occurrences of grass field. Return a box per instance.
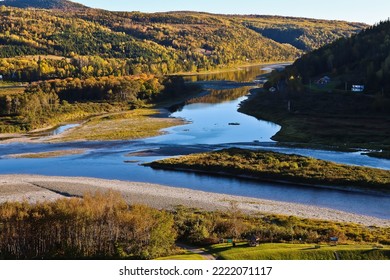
[55,108,183,141]
[206,243,390,260]
[155,252,206,260]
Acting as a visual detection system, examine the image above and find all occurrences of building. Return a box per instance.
[352,85,365,92]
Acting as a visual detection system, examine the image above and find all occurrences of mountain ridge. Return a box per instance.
[0,0,86,9]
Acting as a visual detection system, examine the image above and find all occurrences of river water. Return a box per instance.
[0,64,389,220]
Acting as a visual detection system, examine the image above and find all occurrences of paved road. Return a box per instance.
[176,243,216,260]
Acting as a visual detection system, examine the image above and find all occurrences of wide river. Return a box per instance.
[1,64,389,220]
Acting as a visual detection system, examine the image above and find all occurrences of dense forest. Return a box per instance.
[0,191,176,259]
[0,4,366,80]
[239,21,390,156]
[0,74,197,132]
[241,15,365,51]
[280,20,390,97]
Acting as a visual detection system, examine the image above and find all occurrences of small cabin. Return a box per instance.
[329,237,339,246]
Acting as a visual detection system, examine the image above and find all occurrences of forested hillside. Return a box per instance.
[241,16,365,51]
[0,2,367,133]
[0,4,366,80]
[287,20,390,97]
[0,0,85,9]
[241,21,390,156]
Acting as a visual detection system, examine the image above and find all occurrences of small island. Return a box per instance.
[146,148,390,195]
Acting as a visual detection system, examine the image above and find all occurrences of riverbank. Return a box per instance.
[49,108,184,142]
[0,174,388,227]
[171,61,291,77]
[146,148,390,195]
[5,149,87,159]
[239,87,390,159]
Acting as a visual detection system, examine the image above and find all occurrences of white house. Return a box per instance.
[352,85,365,92]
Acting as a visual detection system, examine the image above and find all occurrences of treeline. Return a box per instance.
[0,74,198,132]
[1,193,389,259]
[0,191,176,259]
[25,74,162,103]
[174,206,390,246]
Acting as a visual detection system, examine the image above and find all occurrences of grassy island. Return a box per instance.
[146,148,390,194]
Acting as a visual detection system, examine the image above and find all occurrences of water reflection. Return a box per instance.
[187,87,254,104]
[183,63,279,82]
[147,94,280,145]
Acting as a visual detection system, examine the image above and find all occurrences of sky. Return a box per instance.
[72,0,390,25]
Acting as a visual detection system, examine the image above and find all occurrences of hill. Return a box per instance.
[0,5,369,134]
[0,0,85,9]
[239,15,366,51]
[289,20,390,97]
[240,21,390,157]
[0,6,366,80]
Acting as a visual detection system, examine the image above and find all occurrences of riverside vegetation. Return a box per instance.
[0,75,199,135]
[0,192,389,260]
[147,148,390,194]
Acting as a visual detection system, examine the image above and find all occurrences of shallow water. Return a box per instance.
[0,64,389,220]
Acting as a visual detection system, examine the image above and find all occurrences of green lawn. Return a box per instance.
[206,243,390,260]
[155,251,207,260]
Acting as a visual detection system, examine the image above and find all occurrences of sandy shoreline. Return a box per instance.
[0,174,388,227]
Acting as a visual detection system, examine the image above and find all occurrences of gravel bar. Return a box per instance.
[0,174,388,227]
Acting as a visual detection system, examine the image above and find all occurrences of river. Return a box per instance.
[0,63,389,220]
